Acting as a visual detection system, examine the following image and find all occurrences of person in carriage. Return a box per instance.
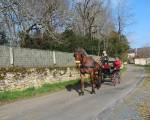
[102,60,110,75]
[101,50,109,64]
[112,55,122,84]
[101,51,111,75]
[113,56,122,74]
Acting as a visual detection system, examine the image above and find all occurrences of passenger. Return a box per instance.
[102,61,110,75]
[113,57,122,73]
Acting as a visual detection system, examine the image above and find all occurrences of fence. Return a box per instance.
[0,46,75,67]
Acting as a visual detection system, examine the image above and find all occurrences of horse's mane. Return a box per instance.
[76,48,88,56]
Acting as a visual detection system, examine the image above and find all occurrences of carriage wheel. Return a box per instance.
[112,72,120,86]
[112,73,117,86]
[117,72,121,84]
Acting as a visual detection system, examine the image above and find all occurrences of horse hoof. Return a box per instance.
[96,84,100,89]
[91,91,96,94]
[96,86,100,90]
[79,92,84,96]
[101,80,104,83]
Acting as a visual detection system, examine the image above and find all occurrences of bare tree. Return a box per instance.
[20,0,69,40]
[74,0,104,39]
[114,0,134,36]
[0,0,23,46]
[0,0,70,46]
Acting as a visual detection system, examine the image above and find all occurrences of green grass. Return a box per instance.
[137,65,150,120]
[134,65,150,73]
[0,80,79,104]
[145,65,150,73]
[121,65,127,74]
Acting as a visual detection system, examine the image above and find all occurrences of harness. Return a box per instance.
[80,65,95,68]
[80,61,97,69]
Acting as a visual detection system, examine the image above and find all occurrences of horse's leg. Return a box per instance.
[97,70,101,89]
[90,72,96,94]
[94,71,100,89]
[80,74,84,95]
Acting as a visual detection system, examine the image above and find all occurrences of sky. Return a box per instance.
[129,0,150,48]
[112,0,150,48]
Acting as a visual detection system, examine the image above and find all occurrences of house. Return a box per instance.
[134,47,150,65]
[128,49,136,64]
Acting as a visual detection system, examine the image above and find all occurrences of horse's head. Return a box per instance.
[74,51,83,67]
[74,48,87,67]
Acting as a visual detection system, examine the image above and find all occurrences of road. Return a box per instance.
[0,65,145,120]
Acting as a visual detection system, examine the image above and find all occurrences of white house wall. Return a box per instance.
[147,58,150,64]
[134,58,147,65]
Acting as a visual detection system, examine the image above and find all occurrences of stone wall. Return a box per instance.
[0,67,80,92]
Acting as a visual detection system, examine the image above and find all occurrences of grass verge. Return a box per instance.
[145,65,150,72]
[137,65,150,120]
[121,65,127,74]
[0,80,79,104]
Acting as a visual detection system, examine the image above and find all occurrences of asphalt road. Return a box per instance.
[0,65,145,120]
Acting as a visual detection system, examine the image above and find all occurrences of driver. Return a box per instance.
[101,50,109,64]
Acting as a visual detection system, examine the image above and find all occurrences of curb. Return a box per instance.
[95,69,146,120]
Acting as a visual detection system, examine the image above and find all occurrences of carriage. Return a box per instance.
[74,48,121,95]
[101,58,121,86]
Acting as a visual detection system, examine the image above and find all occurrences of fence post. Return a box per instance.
[53,51,56,65]
[9,47,14,66]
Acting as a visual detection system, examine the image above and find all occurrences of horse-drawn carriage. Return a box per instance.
[101,59,121,86]
[74,48,121,95]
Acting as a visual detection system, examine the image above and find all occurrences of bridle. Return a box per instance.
[74,52,96,69]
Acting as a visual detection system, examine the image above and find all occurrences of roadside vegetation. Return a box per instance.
[121,65,127,73]
[0,80,79,105]
[137,65,150,120]
[145,65,150,72]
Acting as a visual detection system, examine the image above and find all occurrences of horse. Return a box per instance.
[74,48,102,95]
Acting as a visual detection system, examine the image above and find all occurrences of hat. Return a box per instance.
[103,51,106,54]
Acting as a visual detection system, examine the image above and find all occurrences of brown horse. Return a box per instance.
[74,48,102,95]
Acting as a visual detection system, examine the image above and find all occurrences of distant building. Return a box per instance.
[128,49,136,64]
[134,47,150,65]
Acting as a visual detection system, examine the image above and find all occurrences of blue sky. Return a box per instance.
[125,0,150,48]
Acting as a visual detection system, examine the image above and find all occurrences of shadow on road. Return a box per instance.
[65,81,92,95]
